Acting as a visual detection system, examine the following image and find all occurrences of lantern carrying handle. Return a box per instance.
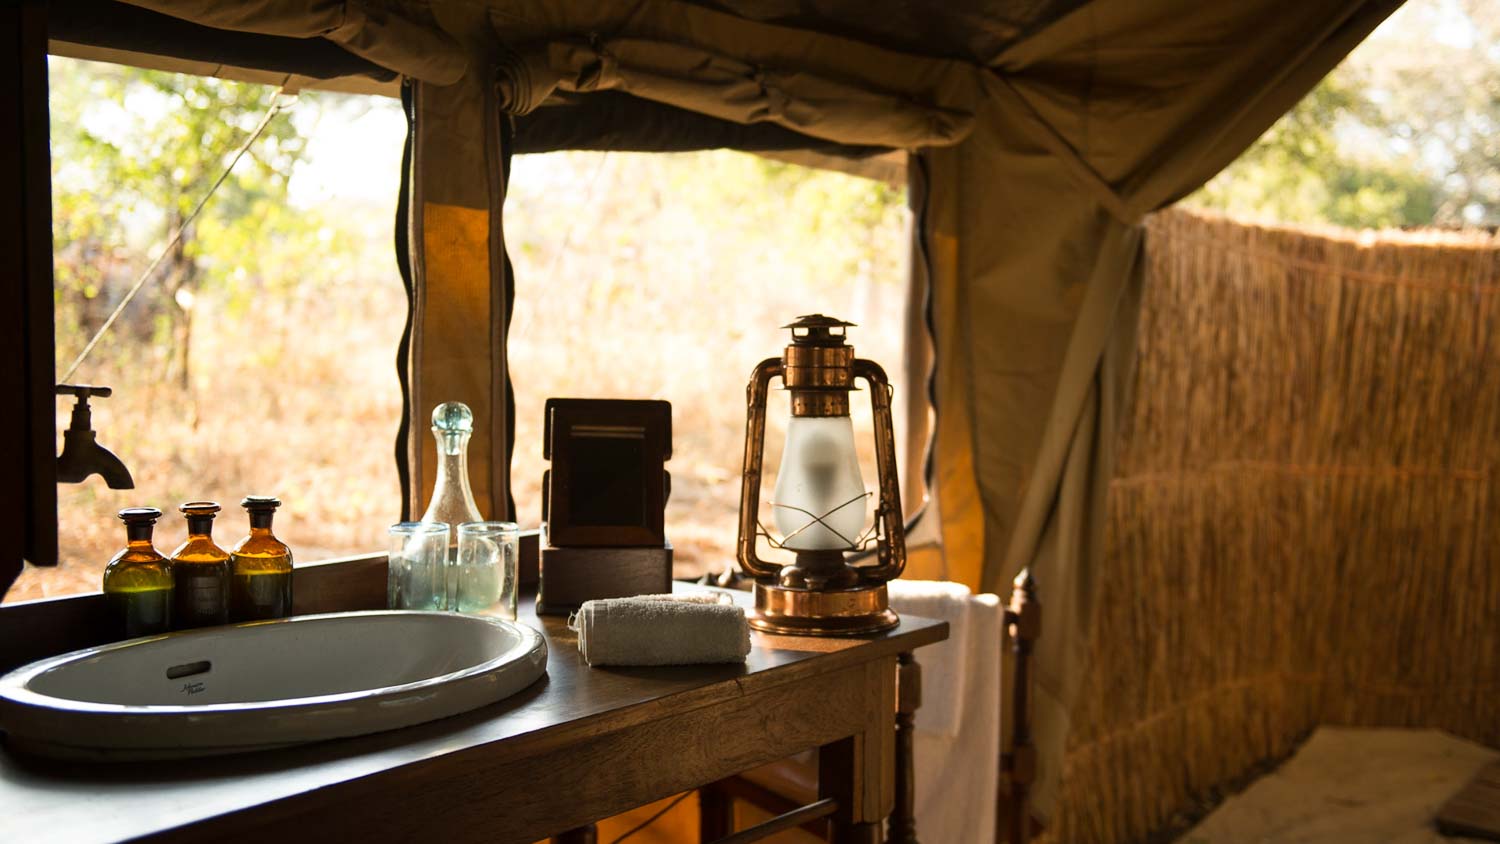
[852,357,906,582]
[736,357,786,579]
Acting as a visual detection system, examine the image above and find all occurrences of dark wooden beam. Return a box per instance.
[0,0,58,598]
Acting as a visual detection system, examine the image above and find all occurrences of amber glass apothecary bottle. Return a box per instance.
[102,507,174,637]
[169,501,231,629]
[229,495,293,621]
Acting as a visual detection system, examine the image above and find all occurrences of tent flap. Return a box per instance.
[400,68,512,523]
[918,0,1401,823]
[509,91,894,157]
[496,36,974,148]
[993,0,1404,216]
[485,0,986,149]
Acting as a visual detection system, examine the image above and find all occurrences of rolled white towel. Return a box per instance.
[571,597,752,666]
[621,591,733,605]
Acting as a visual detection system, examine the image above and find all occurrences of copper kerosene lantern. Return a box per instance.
[737,315,906,635]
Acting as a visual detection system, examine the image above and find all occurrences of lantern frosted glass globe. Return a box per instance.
[772,415,868,550]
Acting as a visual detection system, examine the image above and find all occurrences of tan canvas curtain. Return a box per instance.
[397,1,515,522]
[912,0,1402,821]
[117,0,467,83]
[483,0,986,150]
[494,37,973,148]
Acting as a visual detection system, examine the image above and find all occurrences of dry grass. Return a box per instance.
[505,151,911,579]
[11,219,409,602]
[1048,209,1500,843]
[9,149,910,601]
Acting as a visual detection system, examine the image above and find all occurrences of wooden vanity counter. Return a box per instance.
[0,590,946,843]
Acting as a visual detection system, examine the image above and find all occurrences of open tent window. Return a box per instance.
[5,56,408,602]
[504,148,921,581]
[15,54,931,597]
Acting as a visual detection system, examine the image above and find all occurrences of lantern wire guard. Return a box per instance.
[737,315,906,635]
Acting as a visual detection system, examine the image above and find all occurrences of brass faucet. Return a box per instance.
[56,384,134,489]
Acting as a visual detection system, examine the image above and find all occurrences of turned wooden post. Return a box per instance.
[1001,569,1040,844]
[887,651,921,844]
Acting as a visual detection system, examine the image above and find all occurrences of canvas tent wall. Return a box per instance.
[21,0,1403,825]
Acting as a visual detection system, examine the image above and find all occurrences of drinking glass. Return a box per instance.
[387,522,449,610]
[455,521,520,618]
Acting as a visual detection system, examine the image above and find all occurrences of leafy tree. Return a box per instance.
[49,59,308,389]
[1189,0,1496,228]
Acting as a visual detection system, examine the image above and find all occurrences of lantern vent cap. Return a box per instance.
[783,314,855,346]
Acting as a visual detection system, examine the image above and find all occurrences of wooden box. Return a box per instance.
[543,398,671,548]
[536,542,673,615]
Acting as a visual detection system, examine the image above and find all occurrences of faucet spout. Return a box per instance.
[55,384,135,489]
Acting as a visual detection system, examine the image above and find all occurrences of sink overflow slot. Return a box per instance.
[165,660,212,680]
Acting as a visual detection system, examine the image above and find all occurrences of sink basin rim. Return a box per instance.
[0,610,548,759]
[0,610,543,716]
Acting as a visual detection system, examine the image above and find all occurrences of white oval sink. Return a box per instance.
[0,611,547,760]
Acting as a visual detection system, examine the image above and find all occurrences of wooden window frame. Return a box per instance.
[2,0,59,596]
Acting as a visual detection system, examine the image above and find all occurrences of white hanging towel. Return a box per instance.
[888,579,975,737]
[890,580,1003,844]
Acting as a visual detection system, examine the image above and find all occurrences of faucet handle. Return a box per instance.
[56,384,113,401]
[55,382,134,489]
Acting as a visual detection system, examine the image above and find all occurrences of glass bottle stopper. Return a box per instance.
[241,495,282,511]
[432,401,474,456]
[432,401,473,432]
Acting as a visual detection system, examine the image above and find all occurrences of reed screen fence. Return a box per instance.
[1051,209,1500,844]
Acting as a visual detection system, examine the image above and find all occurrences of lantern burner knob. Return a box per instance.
[774,549,860,590]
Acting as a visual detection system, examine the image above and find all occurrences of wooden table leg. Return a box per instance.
[699,781,734,841]
[819,658,897,844]
[887,651,921,844]
[551,824,597,843]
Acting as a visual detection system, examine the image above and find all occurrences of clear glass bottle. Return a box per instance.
[230,495,293,622]
[102,507,173,637]
[421,401,484,609]
[169,501,231,629]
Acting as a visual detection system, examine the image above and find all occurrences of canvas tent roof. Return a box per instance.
[38,0,1402,822]
[49,0,1090,89]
